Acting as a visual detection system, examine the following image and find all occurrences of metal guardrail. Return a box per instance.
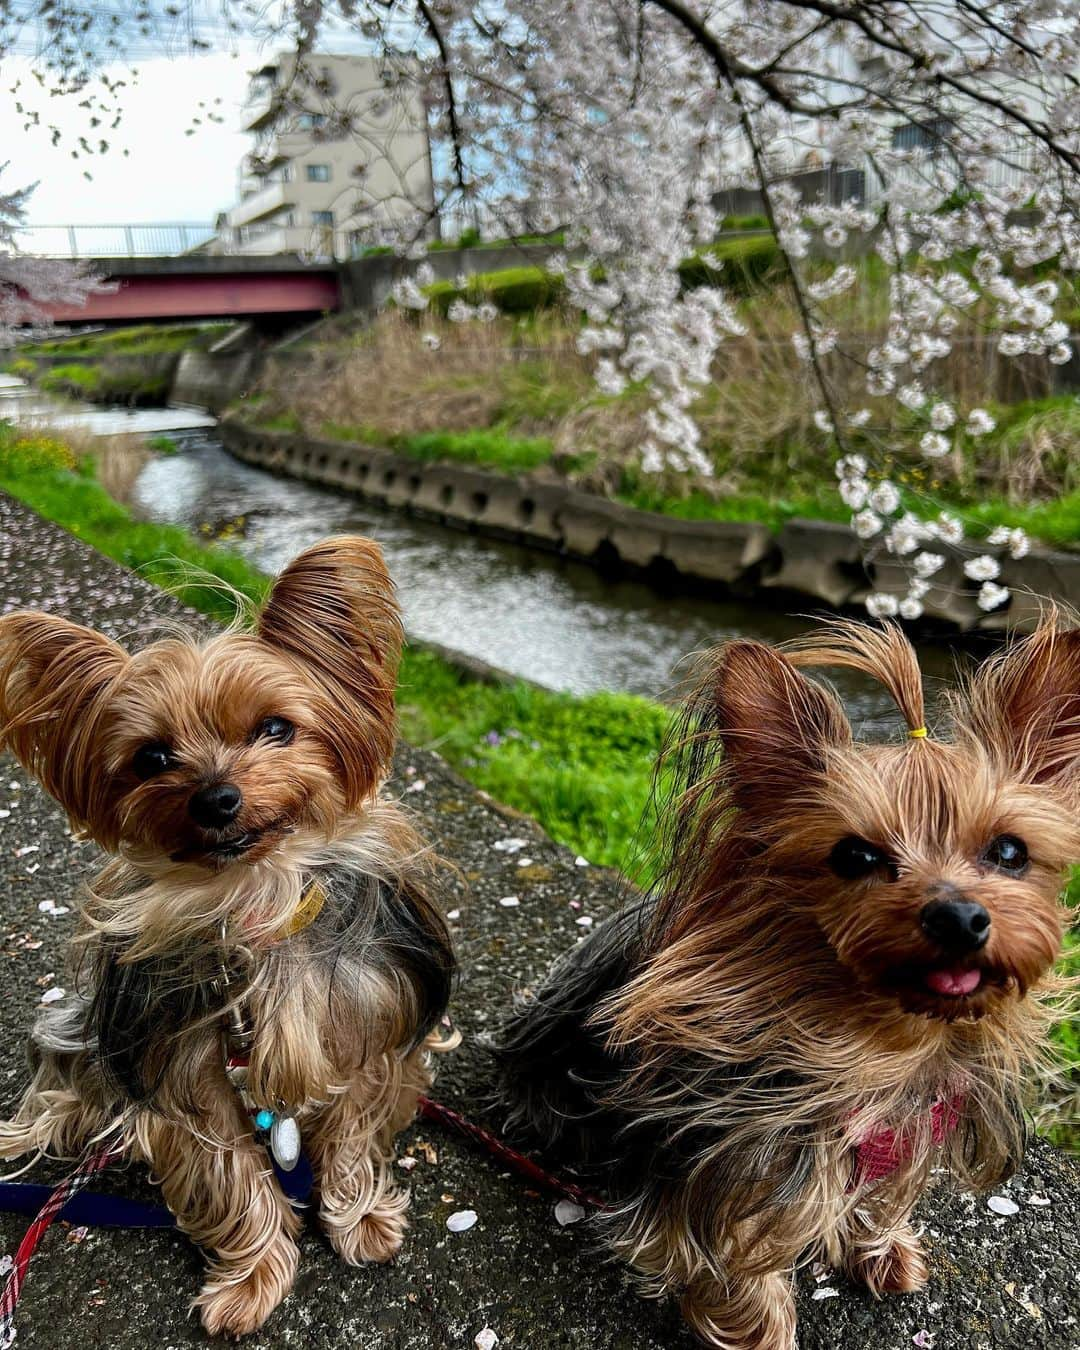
[13,223,218,258]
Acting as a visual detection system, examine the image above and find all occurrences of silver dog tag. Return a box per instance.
[270,1114,301,1171]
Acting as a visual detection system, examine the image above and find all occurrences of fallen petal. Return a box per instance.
[446,1209,478,1233]
[987,1195,1020,1216]
[554,1199,586,1226]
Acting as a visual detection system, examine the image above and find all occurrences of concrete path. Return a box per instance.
[0,493,1076,1350]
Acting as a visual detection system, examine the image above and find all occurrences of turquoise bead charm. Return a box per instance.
[255,1108,274,1131]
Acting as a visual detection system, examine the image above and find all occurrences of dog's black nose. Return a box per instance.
[189,782,243,829]
[920,898,990,954]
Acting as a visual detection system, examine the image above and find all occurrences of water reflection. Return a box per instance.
[0,372,215,436]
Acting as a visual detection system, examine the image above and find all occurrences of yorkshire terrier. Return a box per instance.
[0,536,455,1336]
[497,619,1078,1350]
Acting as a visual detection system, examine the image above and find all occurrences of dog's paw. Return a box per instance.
[326,1194,409,1265]
[195,1245,299,1338]
[0,1122,34,1161]
[681,1272,797,1350]
[850,1228,929,1297]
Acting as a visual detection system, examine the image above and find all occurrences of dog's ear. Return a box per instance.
[257,536,403,804]
[963,620,1080,787]
[0,611,129,834]
[704,639,851,807]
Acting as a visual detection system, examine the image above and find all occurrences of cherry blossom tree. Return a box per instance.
[0,164,103,339]
[6,1,1080,615]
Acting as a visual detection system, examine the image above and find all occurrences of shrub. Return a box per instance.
[39,363,102,396]
[679,233,782,293]
[3,357,37,379]
[0,427,77,475]
[720,213,771,230]
[424,265,566,316]
[421,237,781,320]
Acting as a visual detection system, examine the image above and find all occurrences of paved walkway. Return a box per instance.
[0,494,1076,1349]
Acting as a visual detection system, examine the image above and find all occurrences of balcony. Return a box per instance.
[241,78,277,132]
[243,139,287,177]
[227,180,292,229]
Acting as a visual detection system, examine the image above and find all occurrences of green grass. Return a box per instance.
[258,411,303,433]
[37,360,173,407]
[0,419,1076,1135]
[6,324,228,409]
[424,265,566,316]
[0,427,270,623]
[321,422,556,474]
[39,363,102,396]
[17,323,223,361]
[620,474,1080,548]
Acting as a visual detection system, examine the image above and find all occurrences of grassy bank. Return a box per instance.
[4,324,226,407]
[244,305,1080,551]
[0,421,1075,1144]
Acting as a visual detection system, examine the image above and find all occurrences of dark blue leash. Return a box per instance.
[0,1152,315,1230]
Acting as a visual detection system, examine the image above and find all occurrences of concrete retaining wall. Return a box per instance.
[220,420,1080,632]
[172,348,262,412]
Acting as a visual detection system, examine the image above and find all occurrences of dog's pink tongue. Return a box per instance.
[926,966,982,997]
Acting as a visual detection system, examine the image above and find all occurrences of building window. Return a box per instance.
[297,112,328,130]
[279,165,292,183]
[892,118,952,156]
[312,210,334,226]
[306,164,331,182]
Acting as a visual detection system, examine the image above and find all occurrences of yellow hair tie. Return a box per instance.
[908,726,928,739]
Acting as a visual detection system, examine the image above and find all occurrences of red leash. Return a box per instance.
[417,1096,607,1210]
[0,1093,965,1339]
[0,1124,126,1343]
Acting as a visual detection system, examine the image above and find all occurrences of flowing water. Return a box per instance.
[0,374,964,724]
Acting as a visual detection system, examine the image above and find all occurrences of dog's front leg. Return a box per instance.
[135,1088,302,1337]
[681,1269,797,1350]
[840,1199,929,1296]
[307,1047,432,1266]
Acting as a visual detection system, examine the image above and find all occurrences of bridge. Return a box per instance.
[16,223,344,324]
[42,256,342,325]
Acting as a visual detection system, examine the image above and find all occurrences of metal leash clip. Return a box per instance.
[215,919,302,1171]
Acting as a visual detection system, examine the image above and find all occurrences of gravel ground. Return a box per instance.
[0,492,1076,1350]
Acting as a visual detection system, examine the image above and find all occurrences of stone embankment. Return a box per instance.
[221,419,1080,633]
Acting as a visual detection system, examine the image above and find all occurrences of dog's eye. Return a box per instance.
[827,835,896,881]
[254,716,295,745]
[982,834,1028,874]
[132,742,175,780]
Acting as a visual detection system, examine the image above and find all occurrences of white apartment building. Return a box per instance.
[220,53,435,260]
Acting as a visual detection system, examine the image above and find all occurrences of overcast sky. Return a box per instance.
[1,51,256,227]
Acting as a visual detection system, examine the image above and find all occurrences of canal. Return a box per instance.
[1,375,960,723]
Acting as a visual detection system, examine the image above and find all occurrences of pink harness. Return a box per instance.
[854,1097,963,1187]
